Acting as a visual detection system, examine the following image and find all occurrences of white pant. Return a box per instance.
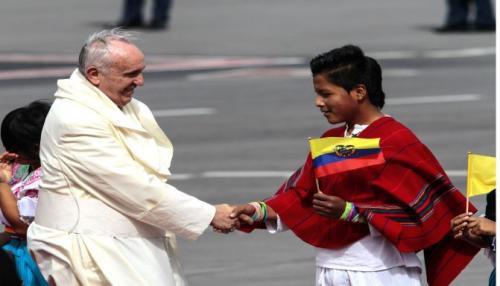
[316,266,422,286]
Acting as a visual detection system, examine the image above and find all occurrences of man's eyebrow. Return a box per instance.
[124,66,145,75]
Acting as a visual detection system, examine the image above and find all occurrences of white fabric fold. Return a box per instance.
[28,69,215,286]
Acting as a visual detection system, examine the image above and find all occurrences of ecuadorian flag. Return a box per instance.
[309,137,385,178]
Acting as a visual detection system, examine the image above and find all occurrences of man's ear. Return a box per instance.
[86,66,100,86]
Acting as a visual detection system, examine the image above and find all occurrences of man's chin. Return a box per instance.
[114,97,132,108]
[122,99,132,107]
[122,95,133,103]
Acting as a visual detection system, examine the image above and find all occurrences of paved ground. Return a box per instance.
[0,1,495,285]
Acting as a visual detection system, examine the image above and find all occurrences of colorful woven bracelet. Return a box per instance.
[339,201,353,220]
[347,206,360,222]
[259,202,268,222]
[249,201,269,223]
[339,201,366,223]
[249,202,262,222]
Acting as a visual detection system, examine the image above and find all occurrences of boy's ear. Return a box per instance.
[353,84,367,101]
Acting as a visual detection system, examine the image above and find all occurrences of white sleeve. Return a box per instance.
[17,196,37,220]
[368,223,382,237]
[265,215,289,233]
[54,118,215,240]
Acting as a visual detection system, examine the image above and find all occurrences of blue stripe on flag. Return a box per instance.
[313,148,381,168]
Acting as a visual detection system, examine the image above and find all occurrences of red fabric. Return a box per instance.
[244,116,479,286]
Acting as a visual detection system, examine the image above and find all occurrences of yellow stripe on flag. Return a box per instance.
[467,153,496,197]
[309,137,380,159]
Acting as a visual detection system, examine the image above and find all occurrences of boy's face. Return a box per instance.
[313,73,360,125]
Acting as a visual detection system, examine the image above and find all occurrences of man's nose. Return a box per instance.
[135,74,145,86]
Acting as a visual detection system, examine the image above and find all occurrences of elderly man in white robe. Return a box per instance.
[27,29,236,286]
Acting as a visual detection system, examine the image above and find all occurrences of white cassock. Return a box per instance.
[27,69,216,286]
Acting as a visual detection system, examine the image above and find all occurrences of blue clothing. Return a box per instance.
[446,0,495,27]
[488,268,495,286]
[121,0,172,26]
[2,238,48,286]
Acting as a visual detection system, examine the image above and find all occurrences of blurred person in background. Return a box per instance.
[436,0,495,32]
[117,0,172,30]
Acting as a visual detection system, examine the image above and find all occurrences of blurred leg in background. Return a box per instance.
[437,0,495,32]
[118,0,172,30]
[119,0,144,28]
[441,0,470,31]
[149,0,173,29]
[474,0,495,30]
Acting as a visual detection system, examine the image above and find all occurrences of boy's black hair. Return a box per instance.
[1,100,51,159]
[310,44,385,109]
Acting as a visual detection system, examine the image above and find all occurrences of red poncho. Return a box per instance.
[246,117,479,286]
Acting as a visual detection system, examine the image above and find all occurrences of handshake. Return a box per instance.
[209,192,349,233]
[209,203,268,233]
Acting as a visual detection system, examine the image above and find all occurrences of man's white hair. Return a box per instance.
[78,28,138,75]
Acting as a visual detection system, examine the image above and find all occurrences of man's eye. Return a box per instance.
[126,71,141,77]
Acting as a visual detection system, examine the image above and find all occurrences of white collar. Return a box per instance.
[344,123,368,138]
[344,115,391,138]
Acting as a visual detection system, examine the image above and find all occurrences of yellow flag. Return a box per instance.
[467,153,496,197]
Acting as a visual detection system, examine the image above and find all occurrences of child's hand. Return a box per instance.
[450,212,472,239]
[467,216,496,236]
[312,192,346,219]
[451,213,491,248]
[0,152,17,183]
[230,204,257,226]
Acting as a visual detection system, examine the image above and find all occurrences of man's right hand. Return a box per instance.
[210,204,237,233]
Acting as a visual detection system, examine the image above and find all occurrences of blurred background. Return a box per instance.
[0,0,495,285]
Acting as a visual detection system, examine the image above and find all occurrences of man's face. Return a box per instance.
[94,41,145,108]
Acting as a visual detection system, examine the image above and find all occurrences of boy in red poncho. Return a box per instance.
[229,45,479,286]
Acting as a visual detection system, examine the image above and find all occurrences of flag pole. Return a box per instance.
[308,137,322,193]
[466,151,471,214]
[315,177,322,194]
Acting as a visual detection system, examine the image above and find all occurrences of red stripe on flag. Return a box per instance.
[315,152,385,177]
